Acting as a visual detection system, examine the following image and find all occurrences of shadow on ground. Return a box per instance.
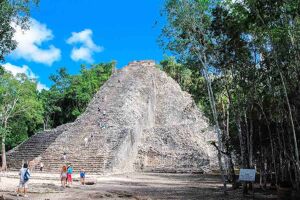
[0,173,280,200]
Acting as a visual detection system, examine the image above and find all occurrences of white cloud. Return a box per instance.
[70,47,93,63]
[3,63,49,91]
[2,63,37,79]
[37,82,49,91]
[11,18,61,66]
[67,29,103,63]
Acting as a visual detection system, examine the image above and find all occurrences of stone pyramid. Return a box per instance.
[7,60,217,173]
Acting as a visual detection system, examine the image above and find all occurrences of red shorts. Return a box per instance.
[67,174,72,182]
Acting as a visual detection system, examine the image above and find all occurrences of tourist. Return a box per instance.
[84,137,88,147]
[40,162,44,172]
[67,164,73,185]
[28,160,34,172]
[80,168,86,185]
[60,165,67,188]
[63,152,67,161]
[17,163,30,197]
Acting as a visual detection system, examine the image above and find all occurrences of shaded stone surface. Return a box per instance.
[6,60,217,173]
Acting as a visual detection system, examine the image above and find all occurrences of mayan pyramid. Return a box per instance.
[6,60,217,173]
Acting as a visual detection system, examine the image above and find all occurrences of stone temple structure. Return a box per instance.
[6,60,217,173]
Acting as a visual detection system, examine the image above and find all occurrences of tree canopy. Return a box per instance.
[40,62,114,128]
[0,70,43,169]
[160,0,300,192]
[0,61,114,170]
[0,0,39,62]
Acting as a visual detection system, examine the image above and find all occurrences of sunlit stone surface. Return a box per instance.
[7,60,217,173]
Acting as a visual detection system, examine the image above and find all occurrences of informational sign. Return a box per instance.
[239,169,256,182]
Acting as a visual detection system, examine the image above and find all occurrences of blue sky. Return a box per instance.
[3,0,165,89]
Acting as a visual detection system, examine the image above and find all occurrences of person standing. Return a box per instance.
[40,162,44,172]
[17,163,30,197]
[67,165,73,185]
[60,165,67,188]
[80,168,86,185]
[62,152,67,161]
[84,137,88,147]
[28,160,34,172]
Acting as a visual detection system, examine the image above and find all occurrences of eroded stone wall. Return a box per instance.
[7,60,217,173]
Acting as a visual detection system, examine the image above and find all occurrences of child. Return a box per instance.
[17,163,30,197]
[60,165,67,188]
[67,165,73,185]
[80,168,85,185]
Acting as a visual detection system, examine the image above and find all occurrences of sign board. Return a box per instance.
[239,169,256,182]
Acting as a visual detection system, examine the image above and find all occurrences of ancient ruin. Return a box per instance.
[6,60,217,173]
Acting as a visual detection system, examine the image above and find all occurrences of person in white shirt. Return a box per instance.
[17,163,30,197]
[84,137,88,147]
[40,162,44,172]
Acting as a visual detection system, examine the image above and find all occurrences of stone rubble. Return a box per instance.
[6,60,217,173]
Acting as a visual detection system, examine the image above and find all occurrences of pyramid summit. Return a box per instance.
[7,60,217,173]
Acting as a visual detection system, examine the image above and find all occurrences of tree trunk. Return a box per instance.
[275,124,284,182]
[1,120,7,171]
[43,120,46,131]
[1,138,6,171]
[201,65,227,194]
[192,39,228,192]
[225,101,237,188]
[221,100,229,175]
[258,124,265,189]
[244,113,250,166]
[228,153,238,188]
[236,115,248,194]
[267,121,278,186]
[280,72,300,174]
[248,114,254,191]
[263,156,267,189]
[249,116,253,168]
[257,103,278,186]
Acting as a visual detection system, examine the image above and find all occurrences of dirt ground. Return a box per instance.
[0,172,280,200]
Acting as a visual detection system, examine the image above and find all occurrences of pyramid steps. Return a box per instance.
[6,124,69,169]
[6,60,217,173]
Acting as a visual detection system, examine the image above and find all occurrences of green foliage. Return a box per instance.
[0,70,43,149]
[6,119,28,149]
[0,66,4,75]
[161,0,300,189]
[0,61,113,152]
[40,62,114,128]
[0,0,39,62]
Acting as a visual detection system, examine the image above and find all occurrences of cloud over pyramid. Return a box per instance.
[7,60,217,173]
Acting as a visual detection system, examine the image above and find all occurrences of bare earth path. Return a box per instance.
[0,172,277,200]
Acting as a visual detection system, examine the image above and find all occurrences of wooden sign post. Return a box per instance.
[239,169,256,182]
[239,169,256,198]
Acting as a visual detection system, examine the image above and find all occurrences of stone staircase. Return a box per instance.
[6,124,69,170]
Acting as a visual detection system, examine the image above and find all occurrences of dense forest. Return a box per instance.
[160,0,300,193]
[1,0,300,194]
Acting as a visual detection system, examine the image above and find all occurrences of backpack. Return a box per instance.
[24,169,30,182]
